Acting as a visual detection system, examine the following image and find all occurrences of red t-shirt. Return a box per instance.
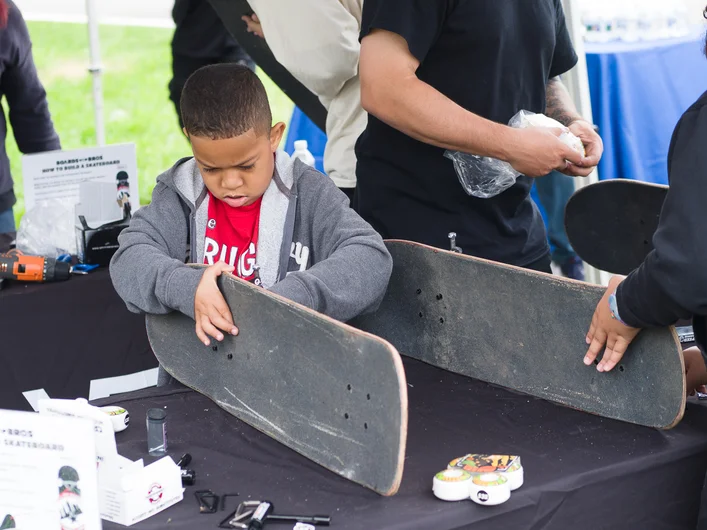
[203,193,262,281]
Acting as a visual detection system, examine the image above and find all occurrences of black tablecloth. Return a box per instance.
[94,357,707,530]
[0,269,157,410]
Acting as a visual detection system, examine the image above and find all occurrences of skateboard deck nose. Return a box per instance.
[353,240,685,430]
[147,272,408,496]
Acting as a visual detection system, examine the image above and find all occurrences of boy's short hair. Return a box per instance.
[180,63,272,139]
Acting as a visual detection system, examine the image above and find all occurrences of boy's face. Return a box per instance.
[188,123,285,207]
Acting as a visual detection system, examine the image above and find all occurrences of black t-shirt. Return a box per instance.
[354,0,578,266]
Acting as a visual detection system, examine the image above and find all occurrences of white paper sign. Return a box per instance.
[22,143,139,213]
[0,409,102,530]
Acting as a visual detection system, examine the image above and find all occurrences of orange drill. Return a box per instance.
[0,249,71,282]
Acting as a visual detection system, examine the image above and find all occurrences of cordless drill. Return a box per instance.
[0,249,71,282]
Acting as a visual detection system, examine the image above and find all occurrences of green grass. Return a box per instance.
[7,21,294,226]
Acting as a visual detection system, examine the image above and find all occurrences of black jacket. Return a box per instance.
[616,90,707,356]
[0,0,60,212]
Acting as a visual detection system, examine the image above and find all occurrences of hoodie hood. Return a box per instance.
[156,150,299,288]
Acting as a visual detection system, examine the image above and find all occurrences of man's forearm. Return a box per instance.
[545,77,583,127]
[362,74,513,160]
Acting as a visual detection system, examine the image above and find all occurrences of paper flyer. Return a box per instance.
[0,409,102,529]
[21,143,138,214]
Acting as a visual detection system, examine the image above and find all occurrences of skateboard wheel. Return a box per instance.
[100,406,130,432]
[469,473,511,506]
[432,469,472,501]
[448,454,524,492]
[503,459,524,491]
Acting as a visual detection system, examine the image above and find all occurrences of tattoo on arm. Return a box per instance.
[545,77,582,127]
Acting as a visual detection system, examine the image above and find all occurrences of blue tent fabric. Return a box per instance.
[585,34,707,184]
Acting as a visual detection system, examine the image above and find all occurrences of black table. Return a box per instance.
[0,269,157,410]
[95,357,707,530]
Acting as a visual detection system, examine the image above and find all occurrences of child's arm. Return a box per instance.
[269,181,392,323]
[617,105,707,329]
[110,182,205,319]
[584,104,707,372]
[684,347,707,396]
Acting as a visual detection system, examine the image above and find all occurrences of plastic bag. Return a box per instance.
[444,110,585,199]
[16,199,77,257]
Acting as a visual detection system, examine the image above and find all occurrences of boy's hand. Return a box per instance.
[584,276,641,372]
[194,262,239,346]
[241,14,264,38]
[684,347,707,396]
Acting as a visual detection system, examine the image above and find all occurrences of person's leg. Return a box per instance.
[534,171,584,280]
[0,208,15,234]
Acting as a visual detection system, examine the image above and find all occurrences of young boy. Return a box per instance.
[110,64,393,376]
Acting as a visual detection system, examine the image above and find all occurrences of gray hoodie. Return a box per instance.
[110,151,392,327]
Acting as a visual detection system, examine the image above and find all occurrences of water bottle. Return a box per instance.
[291,140,316,168]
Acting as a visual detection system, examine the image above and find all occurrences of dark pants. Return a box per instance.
[534,171,578,265]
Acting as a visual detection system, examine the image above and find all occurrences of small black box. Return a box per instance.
[76,213,130,266]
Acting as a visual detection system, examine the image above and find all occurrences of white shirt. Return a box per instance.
[248,0,366,188]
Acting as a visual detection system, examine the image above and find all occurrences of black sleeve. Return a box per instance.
[616,103,707,328]
[1,4,61,154]
[549,0,578,78]
[359,0,450,64]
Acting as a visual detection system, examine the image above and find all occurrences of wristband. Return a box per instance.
[608,290,628,326]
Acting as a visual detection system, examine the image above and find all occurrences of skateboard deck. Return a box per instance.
[565,179,668,275]
[352,241,685,430]
[146,272,407,496]
[208,0,327,131]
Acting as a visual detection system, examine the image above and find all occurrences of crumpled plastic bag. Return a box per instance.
[16,199,77,257]
[444,110,585,199]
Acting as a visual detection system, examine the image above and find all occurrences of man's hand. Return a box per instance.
[561,120,604,178]
[684,347,707,396]
[584,276,641,372]
[194,262,239,346]
[241,14,264,38]
[505,127,586,177]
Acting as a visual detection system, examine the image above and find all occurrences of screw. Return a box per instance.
[448,232,462,254]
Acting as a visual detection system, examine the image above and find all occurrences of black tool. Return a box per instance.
[248,501,273,529]
[181,468,196,486]
[177,453,192,468]
[219,500,331,528]
[267,515,331,526]
[221,494,241,512]
[195,490,219,513]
